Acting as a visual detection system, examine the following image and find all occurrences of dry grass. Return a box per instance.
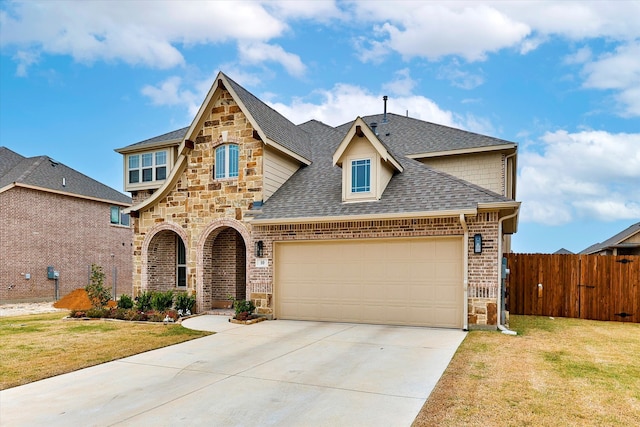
[413,316,640,427]
[0,312,212,390]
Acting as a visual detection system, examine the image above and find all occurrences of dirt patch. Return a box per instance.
[53,289,116,311]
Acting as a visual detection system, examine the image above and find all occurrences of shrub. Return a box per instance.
[117,294,134,309]
[233,299,255,316]
[69,310,86,318]
[135,291,153,312]
[175,292,196,315]
[85,264,111,308]
[151,290,174,311]
[86,307,108,318]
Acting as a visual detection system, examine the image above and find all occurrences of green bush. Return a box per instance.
[135,291,153,312]
[85,264,111,308]
[117,294,134,309]
[151,290,174,311]
[175,292,196,315]
[86,307,109,318]
[233,299,255,316]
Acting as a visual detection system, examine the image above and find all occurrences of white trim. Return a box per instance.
[1,182,130,206]
[248,208,478,225]
[406,143,517,159]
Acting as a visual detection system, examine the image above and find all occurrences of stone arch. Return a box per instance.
[141,221,189,293]
[196,218,251,312]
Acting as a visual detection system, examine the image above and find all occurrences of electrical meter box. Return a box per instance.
[47,266,55,280]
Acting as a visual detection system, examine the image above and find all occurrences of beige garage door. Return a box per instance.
[275,236,463,328]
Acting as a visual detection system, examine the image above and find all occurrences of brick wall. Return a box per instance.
[249,214,500,325]
[146,230,177,292]
[1,187,133,303]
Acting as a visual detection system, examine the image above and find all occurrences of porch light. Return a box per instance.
[474,234,482,254]
[255,241,264,258]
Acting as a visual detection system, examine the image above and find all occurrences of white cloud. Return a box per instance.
[237,41,306,77]
[141,76,201,116]
[581,42,640,117]
[0,0,287,72]
[519,130,640,225]
[266,83,459,128]
[438,60,485,89]
[382,68,416,96]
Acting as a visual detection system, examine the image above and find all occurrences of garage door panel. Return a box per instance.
[275,237,463,328]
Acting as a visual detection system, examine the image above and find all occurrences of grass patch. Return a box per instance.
[0,312,212,390]
[413,316,640,426]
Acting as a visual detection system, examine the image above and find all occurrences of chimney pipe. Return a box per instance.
[371,122,378,135]
[383,96,388,123]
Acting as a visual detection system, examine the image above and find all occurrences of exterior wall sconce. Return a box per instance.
[255,240,264,258]
[474,234,482,254]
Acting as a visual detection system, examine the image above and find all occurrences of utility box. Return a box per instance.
[47,266,55,280]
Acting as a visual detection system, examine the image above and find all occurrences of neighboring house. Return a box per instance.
[116,72,520,330]
[580,221,640,255]
[0,147,133,303]
[553,248,574,255]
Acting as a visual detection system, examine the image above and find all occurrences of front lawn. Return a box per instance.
[413,315,640,426]
[0,312,212,390]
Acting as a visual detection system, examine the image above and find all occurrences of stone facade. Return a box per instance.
[1,186,133,303]
[131,88,262,308]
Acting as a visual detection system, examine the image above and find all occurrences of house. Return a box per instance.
[116,72,520,330]
[0,147,133,303]
[580,221,640,255]
[553,248,574,255]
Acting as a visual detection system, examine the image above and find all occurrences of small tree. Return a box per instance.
[86,264,111,308]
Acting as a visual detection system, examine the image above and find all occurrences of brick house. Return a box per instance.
[580,221,640,255]
[116,72,520,330]
[0,147,133,303]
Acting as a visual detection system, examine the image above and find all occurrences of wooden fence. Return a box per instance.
[506,254,640,323]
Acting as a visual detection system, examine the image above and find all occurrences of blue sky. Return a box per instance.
[1,0,638,254]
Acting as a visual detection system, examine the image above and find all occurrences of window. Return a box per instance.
[110,206,130,226]
[351,159,371,193]
[214,144,239,179]
[177,237,186,288]
[127,150,168,184]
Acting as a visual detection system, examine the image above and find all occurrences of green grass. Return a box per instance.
[0,312,212,390]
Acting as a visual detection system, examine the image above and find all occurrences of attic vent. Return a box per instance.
[62,177,66,187]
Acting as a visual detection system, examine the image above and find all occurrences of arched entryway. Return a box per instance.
[198,219,249,311]
[142,223,188,293]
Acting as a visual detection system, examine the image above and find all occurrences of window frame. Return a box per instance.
[110,206,130,227]
[351,158,371,193]
[126,150,168,186]
[214,144,239,180]
[176,237,187,288]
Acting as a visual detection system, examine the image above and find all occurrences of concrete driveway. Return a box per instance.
[0,316,466,427]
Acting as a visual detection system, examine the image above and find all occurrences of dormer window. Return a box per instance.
[351,159,371,193]
[214,144,239,179]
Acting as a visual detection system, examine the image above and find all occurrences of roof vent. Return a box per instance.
[370,122,378,135]
[383,95,388,123]
[62,177,66,187]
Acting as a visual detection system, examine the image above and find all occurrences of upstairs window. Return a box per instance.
[214,144,239,179]
[110,206,130,227]
[127,150,167,184]
[351,159,371,193]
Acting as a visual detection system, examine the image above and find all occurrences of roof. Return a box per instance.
[120,72,519,223]
[223,73,312,163]
[553,248,574,255]
[336,113,516,157]
[0,147,131,205]
[580,221,640,254]
[116,72,312,163]
[251,120,514,222]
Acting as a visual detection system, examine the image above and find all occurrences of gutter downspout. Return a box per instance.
[459,214,469,331]
[497,207,519,336]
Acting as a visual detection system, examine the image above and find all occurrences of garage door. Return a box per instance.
[275,237,463,328]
